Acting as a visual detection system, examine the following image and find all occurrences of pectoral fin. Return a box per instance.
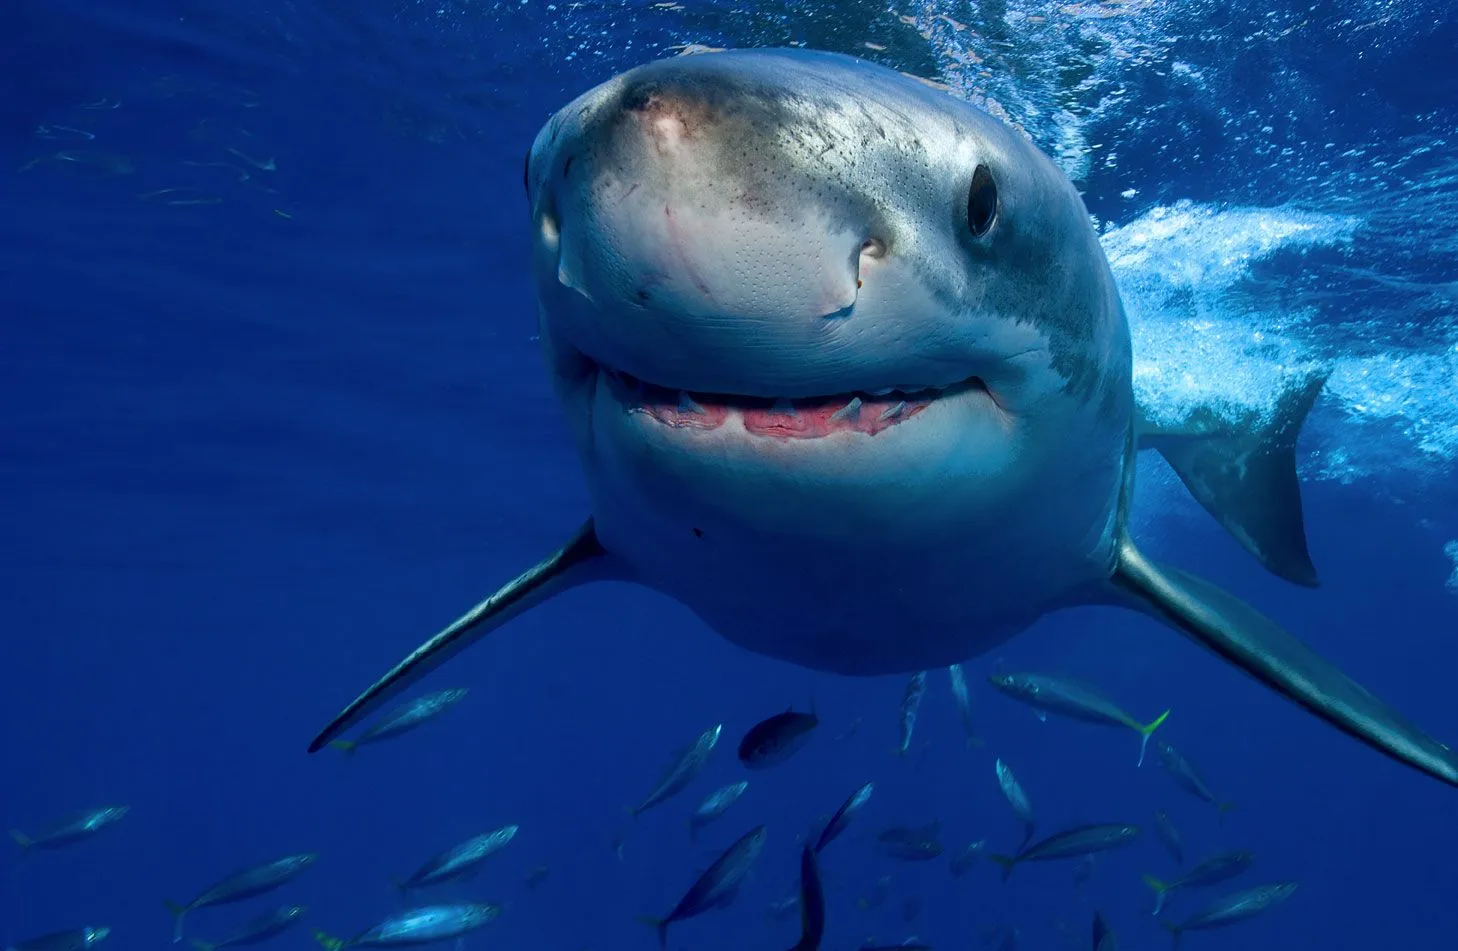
[1112,537,1458,787]
[308,519,614,753]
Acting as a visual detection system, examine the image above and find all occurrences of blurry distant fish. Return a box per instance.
[876,822,943,861]
[1160,882,1297,949]
[1143,850,1255,916]
[1092,911,1118,951]
[994,759,1036,849]
[768,888,800,923]
[945,665,983,748]
[395,825,518,891]
[1073,854,1097,888]
[813,782,874,854]
[900,899,921,924]
[896,672,927,756]
[855,875,891,911]
[832,718,863,743]
[1153,741,1235,820]
[689,781,749,840]
[5,928,110,951]
[786,845,825,951]
[9,806,129,853]
[327,689,469,755]
[739,707,818,768]
[166,853,319,942]
[949,839,986,877]
[988,673,1169,765]
[312,904,499,951]
[1153,811,1183,866]
[641,825,768,949]
[523,864,550,889]
[190,906,306,951]
[630,723,722,817]
[989,824,1139,882]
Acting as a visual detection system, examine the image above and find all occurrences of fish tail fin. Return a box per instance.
[1136,365,1329,587]
[1217,801,1236,824]
[1136,710,1171,766]
[328,740,357,756]
[1143,875,1169,915]
[988,854,1016,883]
[164,901,188,942]
[312,930,346,951]
[8,829,31,852]
[1161,919,1182,950]
[635,917,668,950]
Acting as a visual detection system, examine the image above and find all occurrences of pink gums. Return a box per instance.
[608,371,934,439]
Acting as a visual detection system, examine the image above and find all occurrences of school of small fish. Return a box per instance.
[8,667,1301,951]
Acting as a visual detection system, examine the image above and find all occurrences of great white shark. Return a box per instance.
[308,48,1458,787]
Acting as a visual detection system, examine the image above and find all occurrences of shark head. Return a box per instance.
[525,49,1131,558]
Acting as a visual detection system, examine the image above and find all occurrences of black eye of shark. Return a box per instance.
[967,164,998,238]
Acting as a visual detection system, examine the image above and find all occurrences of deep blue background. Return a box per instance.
[4,2,1457,950]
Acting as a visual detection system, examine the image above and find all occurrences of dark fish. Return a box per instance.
[901,899,921,923]
[739,708,818,768]
[166,853,319,942]
[642,825,768,948]
[949,839,986,876]
[876,822,942,861]
[631,723,722,816]
[191,906,306,951]
[1161,882,1297,949]
[813,781,874,853]
[989,824,1139,881]
[1092,911,1117,951]
[524,865,550,889]
[994,759,1035,848]
[988,673,1169,765]
[328,689,469,755]
[689,781,749,840]
[396,825,518,890]
[1154,741,1234,820]
[896,672,927,756]
[855,875,891,910]
[945,665,983,747]
[312,904,499,950]
[1154,810,1183,865]
[9,806,129,852]
[1143,849,1255,915]
[787,845,825,951]
[859,946,932,951]
[6,928,109,951]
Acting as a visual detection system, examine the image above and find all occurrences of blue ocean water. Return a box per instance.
[3,1,1457,950]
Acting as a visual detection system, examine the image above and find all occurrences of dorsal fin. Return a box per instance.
[1137,367,1330,587]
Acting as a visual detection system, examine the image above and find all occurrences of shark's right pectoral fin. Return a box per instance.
[1111,537,1458,788]
[308,519,616,753]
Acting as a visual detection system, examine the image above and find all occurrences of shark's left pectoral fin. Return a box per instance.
[1111,537,1458,788]
[308,519,616,753]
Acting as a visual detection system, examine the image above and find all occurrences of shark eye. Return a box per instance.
[966,164,998,238]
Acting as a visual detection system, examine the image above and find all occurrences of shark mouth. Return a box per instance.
[600,366,989,439]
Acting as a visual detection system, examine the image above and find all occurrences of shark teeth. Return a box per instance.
[677,391,706,414]
[878,400,907,422]
[830,396,863,422]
